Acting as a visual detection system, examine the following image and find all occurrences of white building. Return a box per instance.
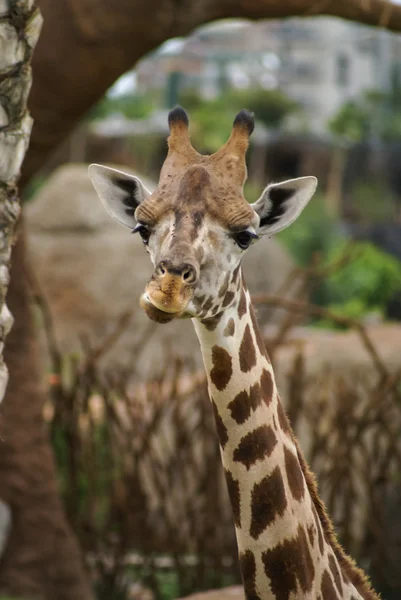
[134,17,400,133]
[270,17,395,132]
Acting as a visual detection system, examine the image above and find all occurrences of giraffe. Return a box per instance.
[88,107,379,600]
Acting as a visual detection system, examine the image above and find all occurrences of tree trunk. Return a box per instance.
[0,223,95,600]
[0,2,95,599]
[0,0,41,402]
[0,0,41,568]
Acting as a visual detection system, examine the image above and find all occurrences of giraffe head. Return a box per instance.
[89,107,317,324]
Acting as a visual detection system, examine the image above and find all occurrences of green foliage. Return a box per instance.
[277,193,340,266]
[22,174,46,203]
[178,87,299,152]
[88,93,155,122]
[324,242,401,314]
[0,597,33,600]
[348,180,394,222]
[187,99,233,152]
[328,99,371,142]
[232,88,299,129]
[243,180,263,204]
[328,86,401,142]
[277,196,401,326]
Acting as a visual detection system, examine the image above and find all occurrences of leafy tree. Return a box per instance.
[329,87,401,142]
[233,88,299,129]
[328,99,371,142]
[178,87,298,152]
[89,93,154,121]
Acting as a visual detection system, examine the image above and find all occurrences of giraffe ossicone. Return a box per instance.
[89,107,378,600]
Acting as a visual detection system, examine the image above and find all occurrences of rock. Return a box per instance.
[271,323,401,382]
[25,163,296,377]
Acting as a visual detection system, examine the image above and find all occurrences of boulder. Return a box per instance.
[25,163,296,377]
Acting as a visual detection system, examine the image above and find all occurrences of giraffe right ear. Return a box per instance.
[252,176,317,236]
[88,164,151,229]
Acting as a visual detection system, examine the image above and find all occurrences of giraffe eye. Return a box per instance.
[232,231,257,250]
[132,223,151,245]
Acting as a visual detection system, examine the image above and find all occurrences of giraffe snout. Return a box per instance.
[141,259,198,320]
[156,260,198,285]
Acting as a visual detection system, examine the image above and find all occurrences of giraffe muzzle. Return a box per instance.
[140,261,198,323]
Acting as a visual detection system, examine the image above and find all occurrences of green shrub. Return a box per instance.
[88,93,155,122]
[177,87,299,153]
[348,181,394,222]
[277,196,401,325]
[324,241,401,313]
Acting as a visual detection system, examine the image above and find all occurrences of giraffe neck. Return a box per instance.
[192,275,377,600]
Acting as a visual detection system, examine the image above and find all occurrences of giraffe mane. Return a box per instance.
[293,436,380,600]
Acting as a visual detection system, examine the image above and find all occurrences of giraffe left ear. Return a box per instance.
[252,176,318,236]
[88,164,152,229]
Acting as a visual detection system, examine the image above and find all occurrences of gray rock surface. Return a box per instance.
[25,163,296,377]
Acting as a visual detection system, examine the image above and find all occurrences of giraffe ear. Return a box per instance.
[88,164,151,229]
[252,176,318,236]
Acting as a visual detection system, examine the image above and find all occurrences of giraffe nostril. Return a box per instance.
[157,262,166,276]
[182,266,196,284]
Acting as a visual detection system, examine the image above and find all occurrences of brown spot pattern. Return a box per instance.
[203,297,213,312]
[250,466,287,539]
[201,313,222,331]
[195,295,206,308]
[249,382,262,411]
[250,304,268,358]
[233,425,277,470]
[239,325,257,373]
[262,525,315,600]
[211,400,228,448]
[223,318,235,337]
[218,273,230,298]
[228,383,262,425]
[222,291,235,307]
[260,369,273,406]
[328,554,343,596]
[228,390,251,425]
[321,570,338,600]
[210,345,232,391]
[238,288,247,318]
[231,264,241,285]
[277,400,291,434]
[239,550,261,600]
[284,445,305,501]
[225,469,241,528]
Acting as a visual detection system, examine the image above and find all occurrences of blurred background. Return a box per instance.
[1,3,401,600]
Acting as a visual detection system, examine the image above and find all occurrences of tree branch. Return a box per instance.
[21,0,401,189]
[231,0,401,31]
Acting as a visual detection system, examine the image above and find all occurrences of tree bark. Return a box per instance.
[0,2,94,599]
[0,224,95,600]
[0,0,41,402]
[0,0,41,569]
